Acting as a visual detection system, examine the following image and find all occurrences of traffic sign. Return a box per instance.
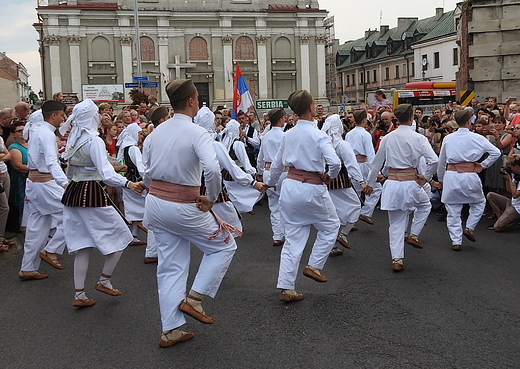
[142,82,158,88]
[255,100,288,109]
[125,83,139,88]
[132,76,149,82]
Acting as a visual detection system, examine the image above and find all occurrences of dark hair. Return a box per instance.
[494,115,506,124]
[375,90,386,99]
[415,107,424,113]
[237,110,246,117]
[9,120,25,133]
[41,100,66,120]
[170,92,196,111]
[421,115,430,124]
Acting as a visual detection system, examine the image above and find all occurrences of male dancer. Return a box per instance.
[143,79,237,347]
[345,109,382,225]
[367,104,438,272]
[19,101,68,280]
[266,90,340,301]
[257,107,287,246]
[437,109,500,251]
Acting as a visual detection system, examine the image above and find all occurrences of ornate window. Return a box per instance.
[140,36,155,61]
[235,36,254,60]
[189,37,209,60]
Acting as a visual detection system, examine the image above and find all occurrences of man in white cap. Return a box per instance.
[143,79,237,348]
[18,101,69,280]
[437,108,500,251]
[367,104,438,272]
[266,89,341,301]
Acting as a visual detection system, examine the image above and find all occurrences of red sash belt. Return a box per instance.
[387,168,417,181]
[28,170,53,183]
[447,162,479,173]
[287,167,324,185]
[149,180,199,203]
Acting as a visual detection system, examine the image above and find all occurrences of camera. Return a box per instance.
[500,166,512,176]
[377,120,387,130]
[435,127,447,134]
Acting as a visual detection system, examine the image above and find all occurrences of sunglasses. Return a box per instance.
[14,129,24,133]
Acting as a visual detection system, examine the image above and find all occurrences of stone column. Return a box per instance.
[316,35,327,99]
[299,35,310,91]
[46,35,62,95]
[256,35,268,99]
[158,36,170,103]
[222,35,234,100]
[68,36,82,98]
[120,35,133,104]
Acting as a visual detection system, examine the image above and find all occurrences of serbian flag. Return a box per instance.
[232,62,254,119]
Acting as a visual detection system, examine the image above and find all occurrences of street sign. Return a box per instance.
[132,76,149,82]
[125,83,139,88]
[82,84,125,102]
[255,99,288,109]
[142,82,158,88]
[339,104,345,113]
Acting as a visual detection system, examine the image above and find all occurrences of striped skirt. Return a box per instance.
[61,180,110,208]
[327,171,352,190]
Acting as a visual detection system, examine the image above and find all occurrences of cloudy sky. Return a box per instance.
[2,0,460,94]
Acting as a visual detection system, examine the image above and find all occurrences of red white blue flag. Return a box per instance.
[232,62,254,119]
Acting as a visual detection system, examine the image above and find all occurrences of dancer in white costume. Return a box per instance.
[367,104,438,272]
[256,108,288,246]
[116,123,157,256]
[345,109,382,225]
[142,80,237,348]
[266,90,341,302]
[59,100,143,307]
[219,119,262,213]
[18,102,68,280]
[321,114,372,256]
[195,106,267,232]
[437,109,500,251]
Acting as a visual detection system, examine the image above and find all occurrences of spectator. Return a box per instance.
[371,90,392,110]
[7,121,28,232]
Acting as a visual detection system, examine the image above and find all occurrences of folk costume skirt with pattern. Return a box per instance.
[62,180,132,255]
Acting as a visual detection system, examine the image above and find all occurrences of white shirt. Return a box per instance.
[27,121,68,187]
[142,113,221,202]
[214,142,253,187]
[368,125,438,186]
[66,137,127,188]
[336,141,364,185]
[266,119,341,186]
[256,126,284,176]
[345,126,375,163]
[437,128,501,182]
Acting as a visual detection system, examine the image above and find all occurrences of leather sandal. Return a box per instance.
[159,330,195,348]
[73,289,96,307]
[95,274,122,296]
[179,295,215,324]
[39,250,65,270]
[18,271,49,280]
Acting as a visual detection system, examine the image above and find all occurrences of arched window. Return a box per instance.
[234,36,254,60]
[189,37,209,60]
[92,36,110,61]
[273,36,291,58]
[140,36,155,61]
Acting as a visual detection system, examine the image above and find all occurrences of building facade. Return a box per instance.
[456,0,520,103]
[335,8,456,105]
[36,0,331,107]
[0,52,31,108]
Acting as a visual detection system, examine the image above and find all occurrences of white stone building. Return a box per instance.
[35,0,330,107]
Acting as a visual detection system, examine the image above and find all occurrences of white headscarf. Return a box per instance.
[116,123,142,161]
[194,107,215,134]
[220,119,241,151]
[23,109,44,141]
[61,99,100,160]
[321,114,343,149]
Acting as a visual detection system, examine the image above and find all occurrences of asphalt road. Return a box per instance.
[1,201,520,369]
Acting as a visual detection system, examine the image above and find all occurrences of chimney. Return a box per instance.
[380,25,389,35]
[398,17,418,32]
[436,7,444,20]
[365,28,377,38]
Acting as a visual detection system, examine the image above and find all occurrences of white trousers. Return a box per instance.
[145,195,237,332]
[387,200,431,259]
[276,180,340,290]
[21,210,66,271]
[330,187,361,225]
[144,230,157,258]
[263,169,285,241]
[445,201,485,245]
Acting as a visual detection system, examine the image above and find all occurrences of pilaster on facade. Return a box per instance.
[120,35,133,103]
[222,35,234,100]
[316,35,327,99]
[158,36,170,103]
[44,35,62,95]
[299,35,310,91]
[68,36,82,98]
[256,35,268,98]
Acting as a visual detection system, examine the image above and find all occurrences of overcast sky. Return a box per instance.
[2,0,460,95]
